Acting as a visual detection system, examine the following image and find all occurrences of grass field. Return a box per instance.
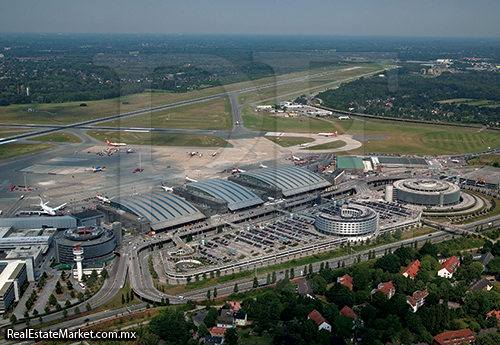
[0,131,33,139]
[238,64,383,105]
[306,140,346,150]
[86,130,227,147]
[27,132,82,143]
[97,97,232,130]
[242,115,340,133]
[265,136,315,147]
[0,143,53,160]
[331,117,500,155]
[436,98,500,107]
[466,154,500,166]
[0,64,353,126]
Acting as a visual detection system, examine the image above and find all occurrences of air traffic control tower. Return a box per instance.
[73,245,84,281]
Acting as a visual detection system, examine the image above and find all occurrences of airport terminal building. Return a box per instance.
[56,226,116,264]
[315,203,379,240]
[393,178,461,206]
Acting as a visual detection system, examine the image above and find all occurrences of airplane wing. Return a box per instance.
[53,203,67,211]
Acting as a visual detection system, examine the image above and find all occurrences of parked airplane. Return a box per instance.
[188,152,198,156]
[91,166,105,172]
[38,196,66,216]
[338,116,350,120]
[318,131,338,137]
[185,175,198,183]
[299,143,309,147]
[106,139,127,147]
[212,152,219,157]
[260,162,268,168]
[161,183,173,193]
[291,152,302,161]
[232,165,246,174]
[96,192,113,203]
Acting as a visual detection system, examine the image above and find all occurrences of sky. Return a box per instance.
[1,0,499,37]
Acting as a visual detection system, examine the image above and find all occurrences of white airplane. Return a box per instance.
[38,196,66,216]
[232,165,246,174]
[299,143,309,147]
[161,183,173,193]
[290,152,302,161]
[185,175,198,183]
[318,131,338,137]
[338,116,350,120]
[91,166,104,173]
[260,162,268,168]
[212,152,219,157]
[96,192,113,203]
[106,139,127,147]
[188,152,198,156]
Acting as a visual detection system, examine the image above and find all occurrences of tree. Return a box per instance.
[487,256,500,275]
[272,271,276,284]
[309,263,313,275]
[214,287,218,299]
[121,293,125,304]
[101,268,108,280]
[304,265,308,276]
[65,300,71,309]
[206,289,211,300]
[326,282,355,307]
[234,283,239,294]
[66,281,73,290]
[374,253,401,273]
[266,273,271,285]
[419,241,438,258]
[77,292,85,302]
[60,271,66,281]
[86,302,91,311]
[33,308,38,316]
[393,229,403,240]
[74,307,80,314]
[198,323,208,335]
[62,309,68,318]
[10,314,17,324]
[48,294,57,306]
[290,268,295,279]
[55,281,62,294]
[253,277,258,289]
[225,328,239,345]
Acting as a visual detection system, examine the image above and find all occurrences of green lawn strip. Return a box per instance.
[86,131,227,147]
[242,115,340,133]
[0,143,54,160]
[265,136,315,147]
[305,140,346,150]
[0,131,33,139]
[27,132,82,143]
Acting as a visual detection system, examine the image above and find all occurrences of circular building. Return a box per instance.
[315,204,379,240]
[393,178,460,206]
[57,226,116,264]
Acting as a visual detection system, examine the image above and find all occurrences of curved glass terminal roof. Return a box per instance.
[187,179,264,211]
[240,165,331,197]
[117,192,204,230]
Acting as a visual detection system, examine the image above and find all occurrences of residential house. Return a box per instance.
[339,305,358,319]
[210,327,227,338]
[228,301,241,312]
[371,281,396,299]
[307,309,332,332]
[402,260,420,279]
[407,289,429,313]
[216,309,235,328]
[297,278,314,298]
[432,329,475,345]
[234,312,247,326]
[468,277,493,293]
[205,335,224,345]
[437,256,460,279]
[337,274,353,291]
[478,252,494,272]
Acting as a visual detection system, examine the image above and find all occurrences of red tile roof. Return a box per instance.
[228,301,241,312]
[433,329,475,345]
[338,274,353,290]
[373,281,395,296]
[308,309,330,327]
[407,289,429,308]
[210,327,227,335]
[487,310,500,320]
[439,256,460,275]
[402,260,420,279]
[339,305,358,319]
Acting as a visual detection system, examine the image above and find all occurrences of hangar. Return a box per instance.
[237,165,331,197]
[115,192,205,231]
[186,179,264,211]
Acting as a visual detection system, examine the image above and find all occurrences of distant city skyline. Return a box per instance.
[1,0,500,38]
